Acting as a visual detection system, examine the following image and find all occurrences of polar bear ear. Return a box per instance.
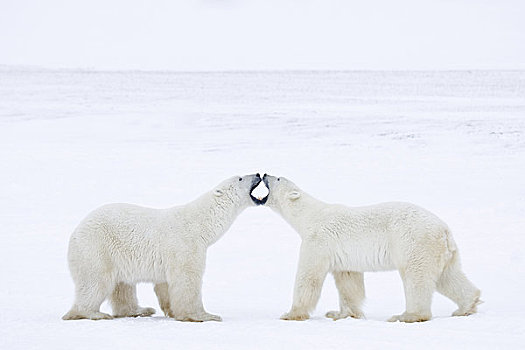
[214,188,224,197]
[287,191,301,201]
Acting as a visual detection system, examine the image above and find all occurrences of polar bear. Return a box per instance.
[262,174,481,323]
[63,174,265,322]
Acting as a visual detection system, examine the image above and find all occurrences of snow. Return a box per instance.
[1,68,524,349]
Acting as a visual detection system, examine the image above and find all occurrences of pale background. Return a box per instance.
[1,1,524,349]
[1,0,524,70]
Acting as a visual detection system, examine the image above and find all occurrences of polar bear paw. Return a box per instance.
[62,310,114,321]
[325,309,364,321]
[387,312,431,323]
[114,307,156,318]
[280,311,310,321]
[452,294,483,317]
[175,312,222,322]
[137,307,156,317]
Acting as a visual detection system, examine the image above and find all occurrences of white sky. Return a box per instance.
[1,0,524,70]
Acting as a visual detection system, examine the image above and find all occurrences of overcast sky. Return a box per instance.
[1,0,524,71]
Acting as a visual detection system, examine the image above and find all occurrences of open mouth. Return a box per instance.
[250,176,269,205]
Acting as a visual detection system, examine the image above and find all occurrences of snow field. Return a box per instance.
[0,69,524,349]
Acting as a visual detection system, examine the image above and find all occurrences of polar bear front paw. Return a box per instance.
[113,307,156,318]
[63,310,114,321]
[325,309,364,320]
[132,307,156,317]
[175,312,222,322]
[280,311,310,321]
[199,313,222,322]
[387,312,431,323]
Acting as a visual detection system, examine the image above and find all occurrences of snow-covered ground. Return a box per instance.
[1,68,524,349]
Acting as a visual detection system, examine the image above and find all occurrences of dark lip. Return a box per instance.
[250,175,268,205]
[262,174,270,188]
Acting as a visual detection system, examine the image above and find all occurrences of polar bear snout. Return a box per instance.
[250,173,269,205]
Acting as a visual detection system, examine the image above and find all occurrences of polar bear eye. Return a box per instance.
[277,178,280,181]
[239,177,242,181]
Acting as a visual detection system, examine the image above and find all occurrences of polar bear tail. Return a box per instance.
[436,242,482,317]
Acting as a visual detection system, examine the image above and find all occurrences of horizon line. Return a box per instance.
[1,64,524,74]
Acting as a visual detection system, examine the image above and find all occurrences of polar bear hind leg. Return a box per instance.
[326,271,365,320]
[110,282,155,318]
[436,251,481,317]
[62,277,116,320]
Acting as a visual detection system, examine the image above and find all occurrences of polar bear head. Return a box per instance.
[212,173,267,208]
[261,174,303,212]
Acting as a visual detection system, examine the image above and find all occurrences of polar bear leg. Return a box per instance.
[436,251,481,317]
[326,271,365,320]
[110,283,156,318]
[166,257,221,322]
[281,245,329,321]
[388,268,435,323]
[62,278,115,320]
[154,283,172,317]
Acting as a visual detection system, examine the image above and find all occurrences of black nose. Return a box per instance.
[263,173,267,179]
[256,173,260,178]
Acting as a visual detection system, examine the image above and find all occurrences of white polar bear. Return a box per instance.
[262,174,481,323]
[63,174,265,322]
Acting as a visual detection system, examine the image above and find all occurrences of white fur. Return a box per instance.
[263,175,481,323]
[63,175,260,322]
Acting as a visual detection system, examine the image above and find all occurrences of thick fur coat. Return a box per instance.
[63,174,263,322]
[263,174,481,322]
